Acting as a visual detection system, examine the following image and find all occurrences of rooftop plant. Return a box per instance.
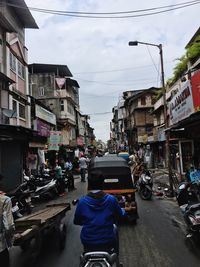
[167,34,200,86]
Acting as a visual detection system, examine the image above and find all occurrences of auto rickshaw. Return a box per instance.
[88,155,138,223]
[118,151,130,162]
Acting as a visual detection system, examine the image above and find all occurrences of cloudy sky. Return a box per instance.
[24,0,200,142]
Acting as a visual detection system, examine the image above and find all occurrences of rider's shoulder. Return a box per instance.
[106,194,117,202]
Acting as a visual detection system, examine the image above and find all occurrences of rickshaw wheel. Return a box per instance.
[58,223,67,250]
[20,232,42,259]
[20,240,30,251]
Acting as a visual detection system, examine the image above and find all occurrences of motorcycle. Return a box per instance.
[138,170,153,200]
[80,250,122,267]
[10,196,23,220]
[176,181,200,237]
[61,169,69,189]
[7,179,34,215]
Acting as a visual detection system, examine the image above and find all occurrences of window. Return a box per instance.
[13,100,17,112]
[67,103,74,115]
[19,103,25,119]
[71,127,76,139]
[12,99,26,119]
[141,96,146,105]
[60,99,64,111]
[18,61,25,79]
[38,87,44,96]
[10,53,16,72]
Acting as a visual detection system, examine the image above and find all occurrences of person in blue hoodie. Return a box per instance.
[73,171,126,254]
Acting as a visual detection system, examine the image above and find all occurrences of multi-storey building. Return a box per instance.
[165,28,200,176]
[110,100,127,151]
[0,0,38,190]
[123,87,158,153]
[28,63,80,148]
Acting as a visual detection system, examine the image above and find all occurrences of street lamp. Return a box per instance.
[128,40,174,196]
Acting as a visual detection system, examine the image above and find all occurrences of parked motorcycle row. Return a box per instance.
[176,168,200,238]
[130,157,200,239]
[7,168,73,220]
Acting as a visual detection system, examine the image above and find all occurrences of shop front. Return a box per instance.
[0,125,33,191]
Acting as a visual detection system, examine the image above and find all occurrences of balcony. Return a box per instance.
[59,112,76,125]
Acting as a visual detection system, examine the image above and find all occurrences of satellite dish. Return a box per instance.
[2,108,17,118]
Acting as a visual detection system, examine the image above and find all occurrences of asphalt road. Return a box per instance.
[10,177,200,267]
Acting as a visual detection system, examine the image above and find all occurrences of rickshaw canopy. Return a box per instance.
[88,156,135,193]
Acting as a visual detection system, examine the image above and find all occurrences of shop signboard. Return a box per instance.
[169,80,194,125]
[191,70,200,112]
[35,105,56,125]
[34,119,51,137]
[48,131,62,151]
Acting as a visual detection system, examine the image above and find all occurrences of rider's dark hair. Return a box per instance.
[88,170,104,190]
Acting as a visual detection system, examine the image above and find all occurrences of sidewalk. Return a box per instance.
[151,168,170,188]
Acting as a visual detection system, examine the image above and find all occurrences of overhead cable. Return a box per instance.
[74,60,174,75]
[6,0,200,19]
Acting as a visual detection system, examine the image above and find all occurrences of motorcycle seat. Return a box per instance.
[186,202,200,212]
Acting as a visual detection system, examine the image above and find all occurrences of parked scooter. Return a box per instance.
[138,170,153,200]
[32,178,59,201]
[176,181,200,237]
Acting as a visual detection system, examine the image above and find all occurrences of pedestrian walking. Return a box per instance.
[55,162,65,196]
[79,154,88,182]
[0,174,15,267]
[129,151,139,175]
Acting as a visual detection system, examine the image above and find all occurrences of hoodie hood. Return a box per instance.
[84,191,110,211]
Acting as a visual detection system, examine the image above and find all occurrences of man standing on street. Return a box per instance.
[0,174,15,267]
[65,158,76,191]
[79,154,88,182]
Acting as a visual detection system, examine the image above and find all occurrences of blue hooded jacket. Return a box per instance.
[74,191,125,246]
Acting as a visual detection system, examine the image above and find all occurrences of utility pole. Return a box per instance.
[129,41,174,196]
[159,44,174,196]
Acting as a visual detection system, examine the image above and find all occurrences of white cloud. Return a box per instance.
[25,0,200,141]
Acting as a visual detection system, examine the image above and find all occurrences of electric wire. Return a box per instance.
[6,0,200,19]
[73,60,178,75]
[7,0,200,14]
[76,77,157,86]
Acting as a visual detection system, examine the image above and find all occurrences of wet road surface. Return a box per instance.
[10,177,200,267]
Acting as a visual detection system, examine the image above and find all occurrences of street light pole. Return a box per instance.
[129,40,174,196]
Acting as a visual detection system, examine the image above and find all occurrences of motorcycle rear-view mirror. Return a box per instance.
[72,199,79,205]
